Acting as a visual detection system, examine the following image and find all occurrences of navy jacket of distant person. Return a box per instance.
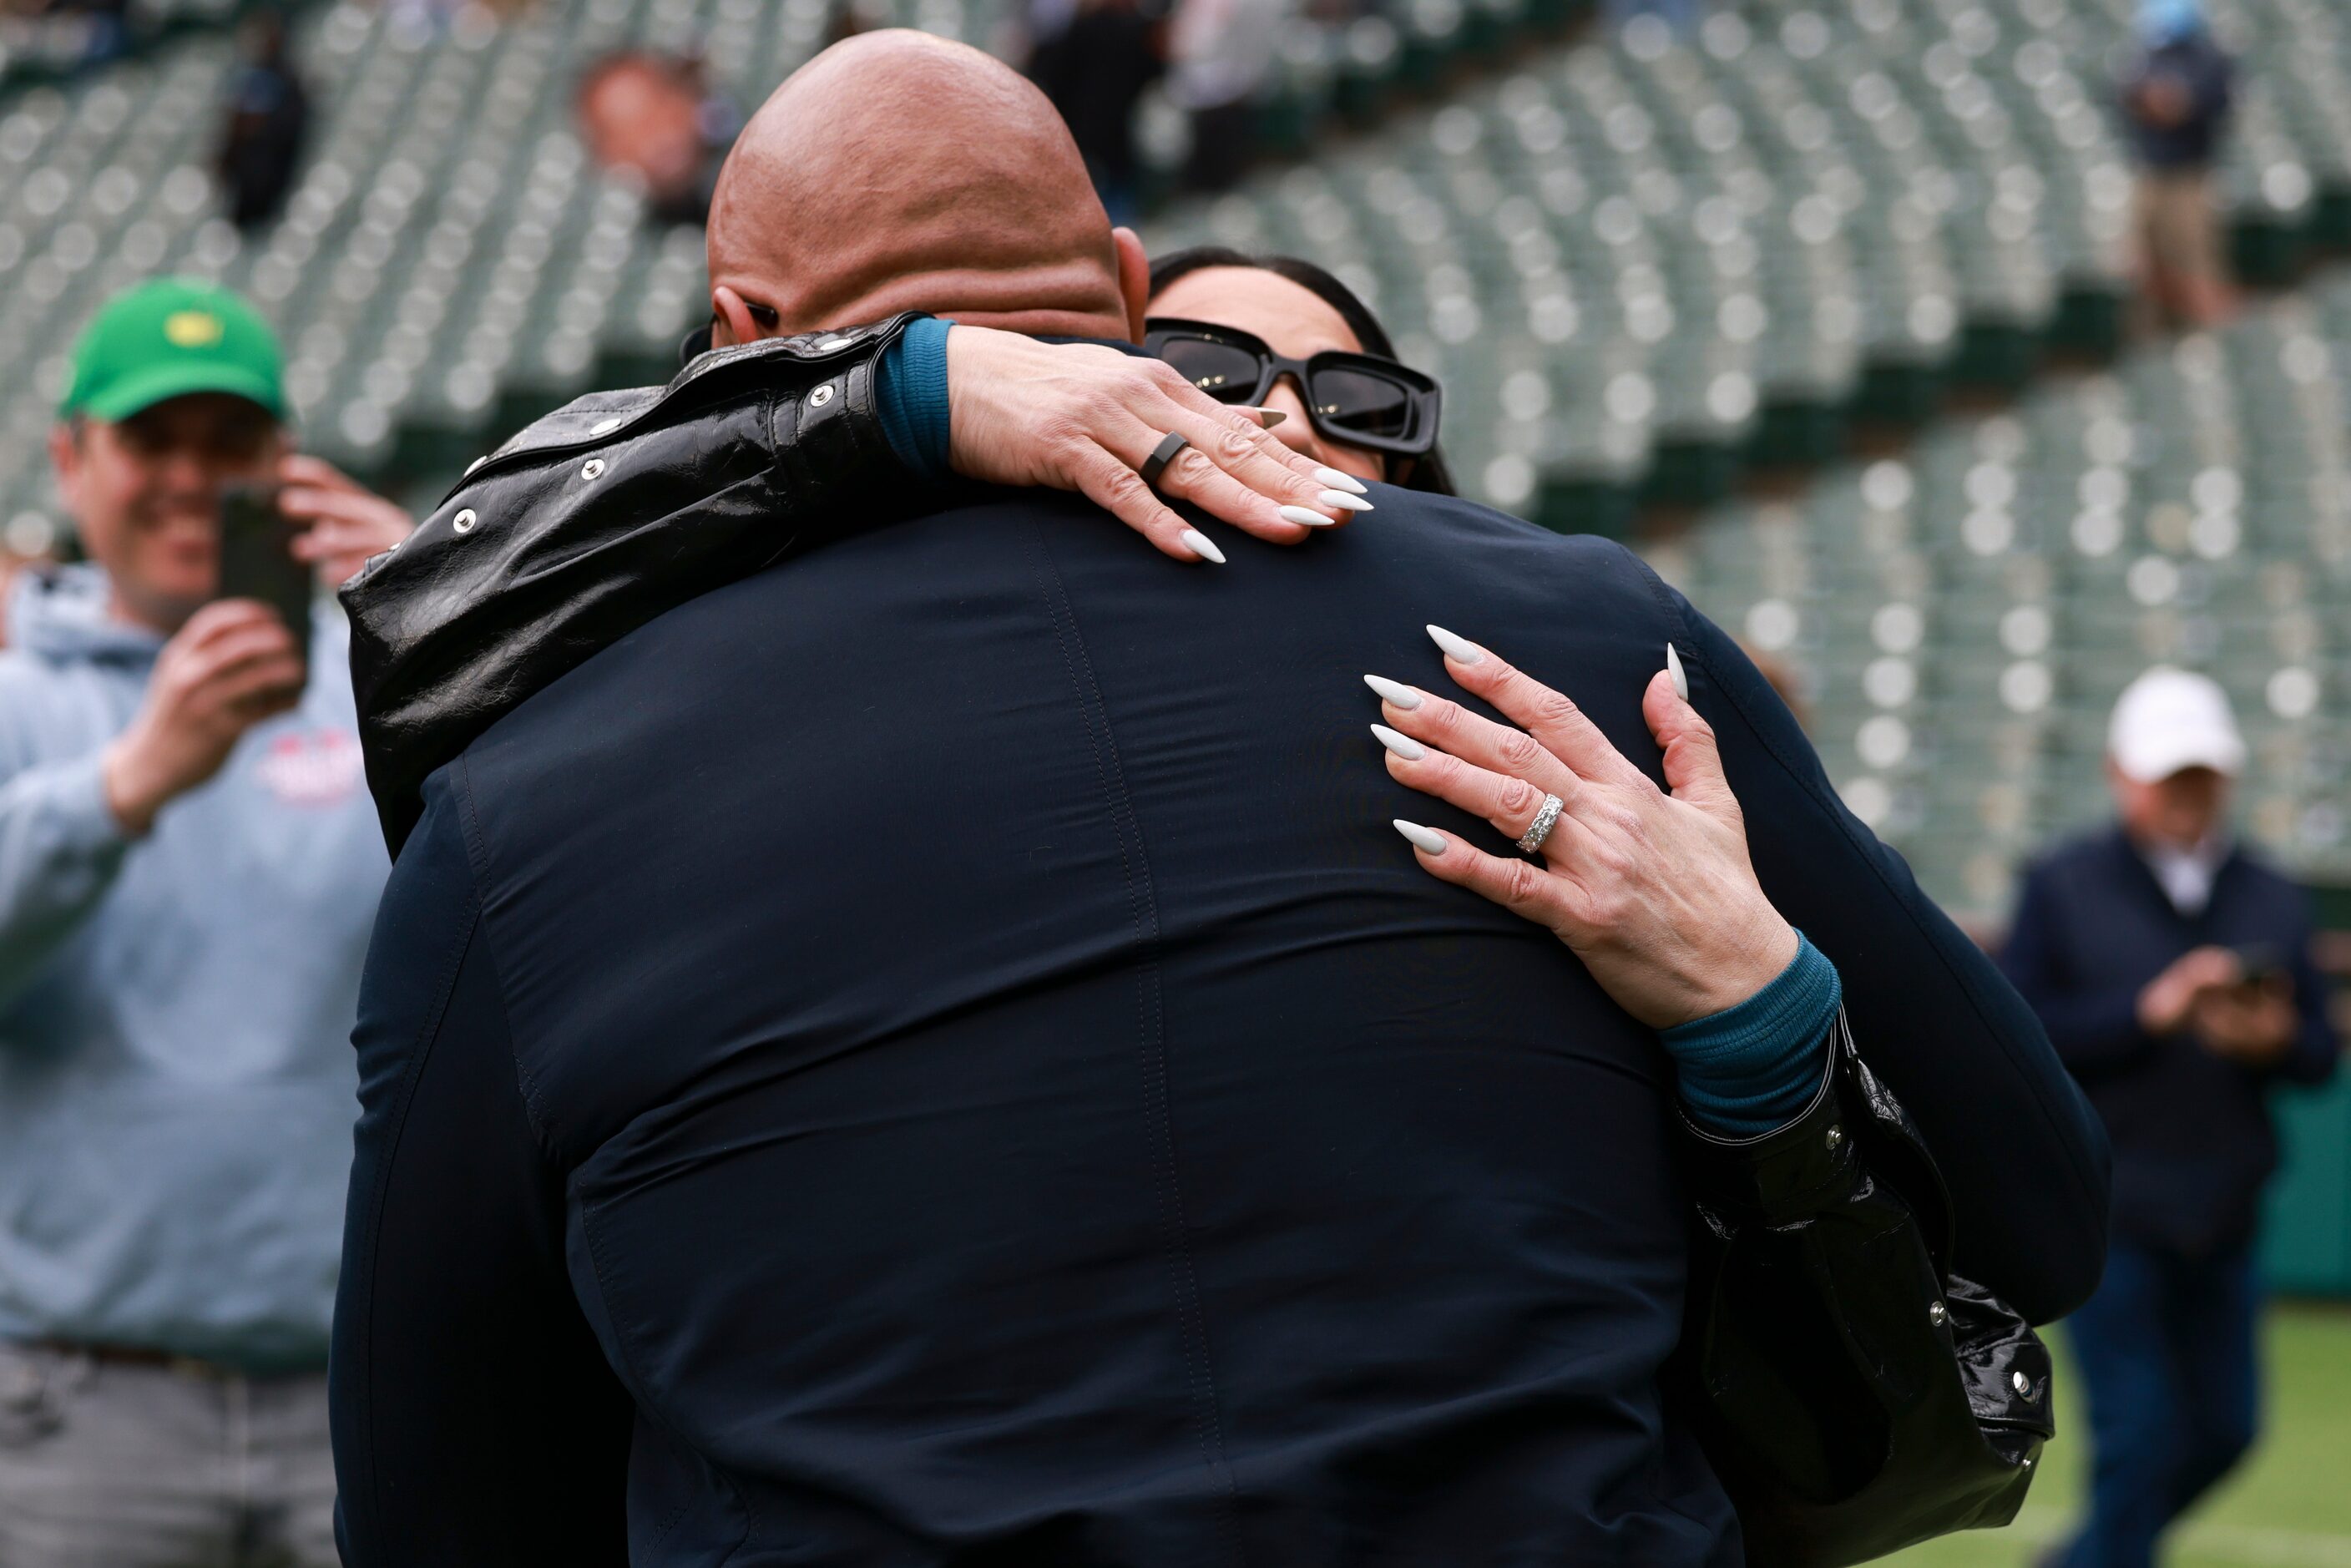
[329,352,2111,1565]
[2001,828,2336,1259]
[2121,28,2233,169]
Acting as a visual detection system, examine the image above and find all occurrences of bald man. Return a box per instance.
[330,33,2106,1566]
[705,32,1154,336]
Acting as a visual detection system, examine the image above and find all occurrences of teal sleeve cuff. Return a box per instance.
[873,317,953,478]
[1662,932,1840,1138]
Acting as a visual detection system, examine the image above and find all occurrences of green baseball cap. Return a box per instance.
[58,278,285,423]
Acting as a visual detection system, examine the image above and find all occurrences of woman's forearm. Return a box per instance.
[1666,935,1840,1136]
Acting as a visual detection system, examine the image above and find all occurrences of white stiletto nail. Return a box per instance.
[1666,642,1689,701]
[1393,819,1448,854]
[1363,674,1423,710]
[1371,723,1425,760]
[1279,505,1336,528]
[1242,407,1288,428]
[1318,490,1373,513]
[1314,466,1368,495]
[1427,625,1484,665]
[1181,528,1226,564]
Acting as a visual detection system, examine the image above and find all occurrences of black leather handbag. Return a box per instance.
[1677,1011,2055,1567]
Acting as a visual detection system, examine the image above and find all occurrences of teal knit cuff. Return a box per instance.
[873,316,953,478]
[1663,932,1840,1137]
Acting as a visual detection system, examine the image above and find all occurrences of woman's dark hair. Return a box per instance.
[1147,246,1456,496]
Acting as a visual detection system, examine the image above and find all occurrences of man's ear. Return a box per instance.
[1113,227,1150,345]
[710,284,764,349]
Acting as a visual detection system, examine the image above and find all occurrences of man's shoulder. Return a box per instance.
[0,642,88,723]
[468,317,924,474]
[1332,492,1677,638]
[0,646,54,687]
[2223,841,2306,901]
[2021,827,2127,888]
[1363,486,1647,560]
[367,318,926,577]
[453,481,1671,797]
[487,483,1669,706]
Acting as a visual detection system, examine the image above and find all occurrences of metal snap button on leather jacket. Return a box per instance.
[341,311,931,857]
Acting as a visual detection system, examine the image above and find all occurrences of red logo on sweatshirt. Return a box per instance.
[254,729,362,807]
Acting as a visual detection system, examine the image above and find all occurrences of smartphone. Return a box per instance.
[215,483,312,684]
[2227,943,2288,991]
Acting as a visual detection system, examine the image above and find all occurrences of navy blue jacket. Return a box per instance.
[332,488,2109,1565]
[2000,827,2336,1259]
[2121,33,2233,170]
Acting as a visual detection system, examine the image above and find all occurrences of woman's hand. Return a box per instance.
[944,326,1370,564]
[1372,630,1796,1030]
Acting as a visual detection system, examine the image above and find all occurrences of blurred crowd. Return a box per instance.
[0,0,134,75]
[1019,0,1287,220]
[565,0,1295,232]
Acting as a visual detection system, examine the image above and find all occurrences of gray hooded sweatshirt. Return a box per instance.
[0,564,385,1370]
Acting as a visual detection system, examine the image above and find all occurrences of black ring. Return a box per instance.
[1139,431,1191,489]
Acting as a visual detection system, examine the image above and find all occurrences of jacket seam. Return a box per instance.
[346,849,483,1547]
[1023,518,1245,1555]
[572,1163,758,1560]
[451,755,754,1560]
[451,754,566,1161]
[1629,554,2111,1239]
[448,756,752,1560]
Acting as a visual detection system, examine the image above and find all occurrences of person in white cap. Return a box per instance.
[2000,666,2338,1568]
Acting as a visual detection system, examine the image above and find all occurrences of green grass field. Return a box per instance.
[1883,1303,2351,1567]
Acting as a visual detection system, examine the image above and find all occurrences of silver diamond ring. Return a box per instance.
[1514,792,1565,855]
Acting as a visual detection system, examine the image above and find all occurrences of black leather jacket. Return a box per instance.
[341,311,929,856]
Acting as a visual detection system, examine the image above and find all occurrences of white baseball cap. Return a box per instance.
[2109,666,2246,783]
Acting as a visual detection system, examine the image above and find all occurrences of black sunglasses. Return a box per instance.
[1142,318,1443,458]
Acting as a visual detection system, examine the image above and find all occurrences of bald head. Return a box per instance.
[708,32,1142,342]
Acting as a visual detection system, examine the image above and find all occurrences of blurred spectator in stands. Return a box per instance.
[577,49,739,227]
[0,280,409,1567]
[0,0,132,74]
[2120,0,2235,331]
[826,0,884,48]
[215,8,309,233]
[77,0,127,62]
[1168,0,1279,194]
[2000,668,2338,1568]
[1029,0,1165,225]
[674,44,745,145]
[1019,0,1078,55]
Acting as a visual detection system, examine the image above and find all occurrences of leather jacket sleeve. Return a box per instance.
[341,314,933,856]
[1678,1009,1954,1282]
[1674,1009,2055,1565]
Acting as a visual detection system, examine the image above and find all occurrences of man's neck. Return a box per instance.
[2126,826,2229,878]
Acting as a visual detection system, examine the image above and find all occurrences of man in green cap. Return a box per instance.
[0,279,409,1565]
